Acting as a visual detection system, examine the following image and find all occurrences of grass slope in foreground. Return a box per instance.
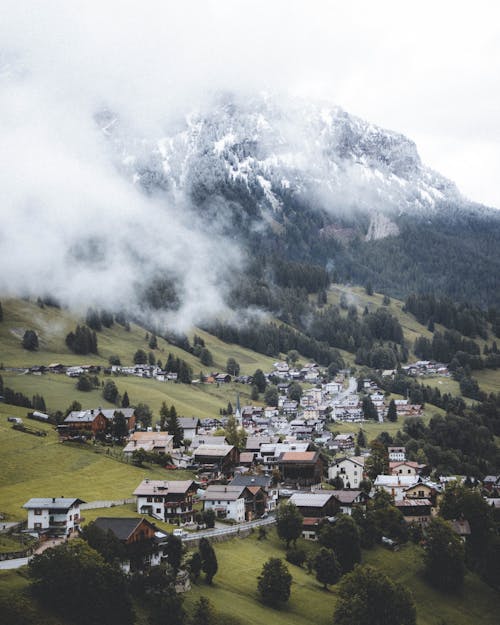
[185,532,498,625]
[0,410,192,520]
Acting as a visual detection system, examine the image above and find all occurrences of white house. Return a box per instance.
[23,497,84,537]
[133,479,196,523]
[123,432,174,456]
[388,447,406,462]
[328,456,366,488]
[373,475,419,501]
[201,485,246,522]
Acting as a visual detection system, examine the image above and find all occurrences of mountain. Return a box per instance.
[98,93,500,307]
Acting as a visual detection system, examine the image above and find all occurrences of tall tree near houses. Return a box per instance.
[199,538,218,585]
[387,399,398,422]
[276,502,303,548]
[121,391,130,408]
[314,548,341,589]
[166,405,183,447]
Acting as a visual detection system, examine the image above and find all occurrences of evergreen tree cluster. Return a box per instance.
[404,293,492,338]
[65,325,98,355]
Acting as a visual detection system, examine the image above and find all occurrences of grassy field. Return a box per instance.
[184,531,498,625]
[0,410,193,521]
[0,370,257,418]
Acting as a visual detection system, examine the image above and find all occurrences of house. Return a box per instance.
[193,444,239,476]
[451,518,471,541]
[330,490,369,515]
[23,497,85,537]
[288,492,337,539]
[333,433,356,451]
[278,451,323,486]
[328,456,366,488]
[62,409,108,437]
[289,492,338,519]
[92,516,160,571]
[123,432,174,456]
[177,417,201,441]
[190,435,228,451]
[214,373,232,384]
[403,481,437,505]
[394,499,432,526]
[98,408,137,432]
[388,447,406,462]
[133,480,196,523]
[245,435,277,454]
[389,461,422,477]
[238,452,256,467]
[62,408,136,438]
[373,475,420,502]
[93,516,157,544]
[201,485,247,522]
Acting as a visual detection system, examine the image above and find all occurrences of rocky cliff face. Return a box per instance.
[99,92,479,235]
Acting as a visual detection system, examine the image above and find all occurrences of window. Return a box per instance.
[34,522,42,529]
[34,509,42,515]
[156,508,161,514]
[147,496,152,502]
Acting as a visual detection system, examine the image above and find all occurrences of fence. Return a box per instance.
[80,498,135,510]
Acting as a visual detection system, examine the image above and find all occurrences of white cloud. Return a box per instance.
[0,0,498,324]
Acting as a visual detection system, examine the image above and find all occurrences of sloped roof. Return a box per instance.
[133,480,195,496]
[93,517,155,541]
[230,474,272,489]
[289,493,334,508]
[330,490,364,504]
[279,451,319,463]
[201,485,246,501]
[194,444,234,457]
[23,497,84,510]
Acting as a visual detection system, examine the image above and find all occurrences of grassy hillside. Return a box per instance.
[0,409,192,520]
[184,531,498,625]
[0,298,277,374]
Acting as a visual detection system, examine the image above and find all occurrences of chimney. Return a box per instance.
[52,497,56,502]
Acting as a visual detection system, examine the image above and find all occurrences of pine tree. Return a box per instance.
[387,399,398,422]
[167,405,183,447]
[121,391,130,408]
[199,538,218,584]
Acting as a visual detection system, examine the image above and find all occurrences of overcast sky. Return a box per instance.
[2,0,499,207]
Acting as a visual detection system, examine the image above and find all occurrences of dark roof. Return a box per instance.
[93,517,155,541]
[230,474,273,489]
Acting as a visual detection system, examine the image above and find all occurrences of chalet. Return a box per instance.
[388,447,406,462]
[288,492,336,539]
[23,497,85,537]
[403,481,438,506]
[333,433,356,451]
[98,408,136,432]
[177,417,201,441]
[201,485,247,522]
[133,480,196,523]
[389,461,422,477]
[278,450,323,486]
[289,492,337,519]
[395,499,432,526]
[123,432,174,456]
[325,381,342,395]
[230,473,274,492]
[193,444,239,475]
[93,516,157,545]
[373,475,420,501]
[201,483,268,521]
[328,456,366,488]
[62,409,108,436]
[330,490,369,515]
[214,373,232,384]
